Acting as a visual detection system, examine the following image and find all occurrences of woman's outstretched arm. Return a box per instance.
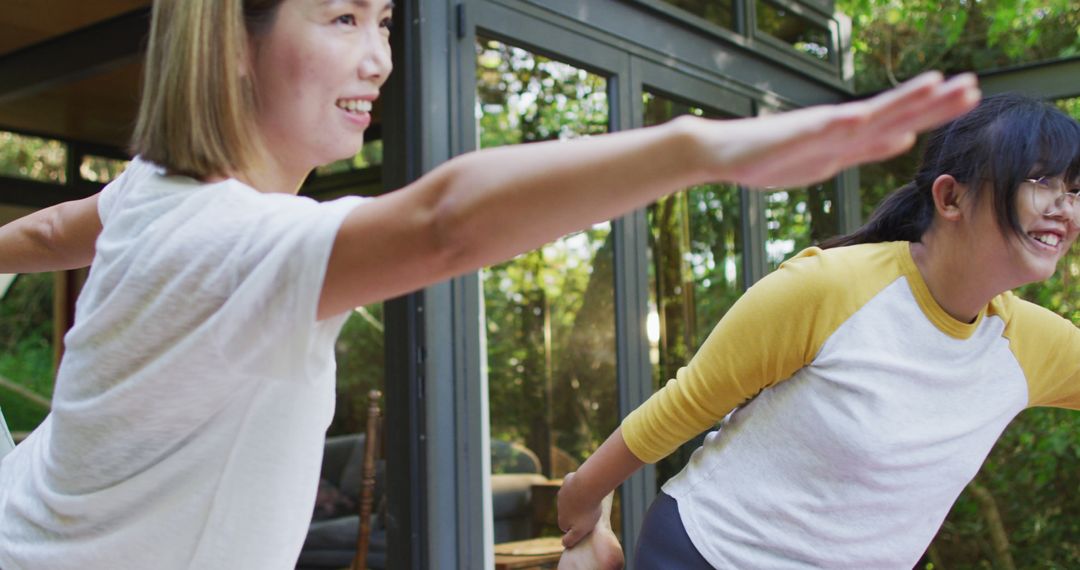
[319,72,979,318]
[0,194,101,274]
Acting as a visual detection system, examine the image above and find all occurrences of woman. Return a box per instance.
[557,94,1080,569]
[0,0,978,568]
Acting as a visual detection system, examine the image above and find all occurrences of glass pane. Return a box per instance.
[660,0,736,31]
[765,181,838,270]
[477,36,618,546]
[79,155,130,184]
[315,139,384,176]
[643,93,745,490]
[0,273,55,440]
[0,131,67,184]
[299,304,388,567]
[756,0,832,62]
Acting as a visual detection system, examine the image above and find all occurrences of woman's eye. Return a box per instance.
[335,14,357,26]
[380,17,393,30]
[1034,176,1053,188]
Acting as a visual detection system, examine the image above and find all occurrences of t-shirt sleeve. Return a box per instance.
[1002,295,1080,410]
[207,190,366,382]
[620,246,894,464]
[96,157,153,225]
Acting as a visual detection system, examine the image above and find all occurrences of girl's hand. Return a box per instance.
[692,71,980,189]
[558,492,623,570]
[557,472,602,549]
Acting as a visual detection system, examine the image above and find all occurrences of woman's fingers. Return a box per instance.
[866,73,980,140]
[723,72,980,188]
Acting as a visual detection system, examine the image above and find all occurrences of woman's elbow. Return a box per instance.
[427,189,483,277]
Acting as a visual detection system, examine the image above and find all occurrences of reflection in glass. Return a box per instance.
[765,182,838,269]
[477,36,619,543]
[660,0,736,31]
[0,273,55,437]
[299,303,388,568]
[643,93,745,489]
[756,0,832,62]
[315,139,385,177]
[331,305,386,436]
[0,131,67,184]
[79,155,130,184]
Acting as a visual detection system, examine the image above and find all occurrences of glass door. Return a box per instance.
[474,34,623,550]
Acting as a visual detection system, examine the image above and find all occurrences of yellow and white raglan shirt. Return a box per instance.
[622,241,1080,569]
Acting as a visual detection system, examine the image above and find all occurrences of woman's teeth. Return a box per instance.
[336,99,372,113]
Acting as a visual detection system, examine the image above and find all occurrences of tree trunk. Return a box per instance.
[968,481,1016,570]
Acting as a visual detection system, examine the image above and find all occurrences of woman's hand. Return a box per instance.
[689,71,980,189]
[558,491,623,570]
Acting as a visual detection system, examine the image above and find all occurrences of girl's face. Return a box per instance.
[249,0,393,175]
[994,175,1080,285]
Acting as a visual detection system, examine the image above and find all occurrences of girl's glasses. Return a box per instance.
[1024,176,1080,225]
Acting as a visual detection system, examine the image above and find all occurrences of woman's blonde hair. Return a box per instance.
[130,0,283,178]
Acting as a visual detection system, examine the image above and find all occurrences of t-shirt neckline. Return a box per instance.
[895,241,985,340]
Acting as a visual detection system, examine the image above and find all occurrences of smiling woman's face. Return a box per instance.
[249,0,393,175]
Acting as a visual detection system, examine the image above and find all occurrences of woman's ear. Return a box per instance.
[930,174,966,222]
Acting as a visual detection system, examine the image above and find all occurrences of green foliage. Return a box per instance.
[0,131,67,184]
[0,273,55,433]
[477,37,616,476]
[328,306,386,437]
[764,183,838,269]
[660,0,736,30]
[78,155,130,184]
[483,230,618,475]
[837,0,1079,92]
[642,93,747,487]
[476,39,609,148]
[314,140,384,177]
[757,0,833,61]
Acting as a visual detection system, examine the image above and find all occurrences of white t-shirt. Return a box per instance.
[0,158,365,569]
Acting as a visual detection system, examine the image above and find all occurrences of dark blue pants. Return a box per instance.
[633,492,715,569]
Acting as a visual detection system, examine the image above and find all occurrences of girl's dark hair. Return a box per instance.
[822,93,1080,249]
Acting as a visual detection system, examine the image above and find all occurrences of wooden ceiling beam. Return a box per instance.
[0,8,149,105]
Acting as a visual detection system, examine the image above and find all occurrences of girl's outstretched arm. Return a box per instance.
[0,194,101,274]
[319,72,979,318]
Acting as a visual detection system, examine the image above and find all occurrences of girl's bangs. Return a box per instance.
[1034,112,1080,180]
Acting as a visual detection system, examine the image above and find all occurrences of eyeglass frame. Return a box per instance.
[1022,176,1080,223]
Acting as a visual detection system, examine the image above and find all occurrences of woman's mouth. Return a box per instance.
[335,98,373,114]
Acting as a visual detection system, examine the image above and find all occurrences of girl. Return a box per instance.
[557,93,1080,569]
[0,0,978,568]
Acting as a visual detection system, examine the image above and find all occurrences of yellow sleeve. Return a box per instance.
[620,243,905,463]
[999,294,1080,410]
